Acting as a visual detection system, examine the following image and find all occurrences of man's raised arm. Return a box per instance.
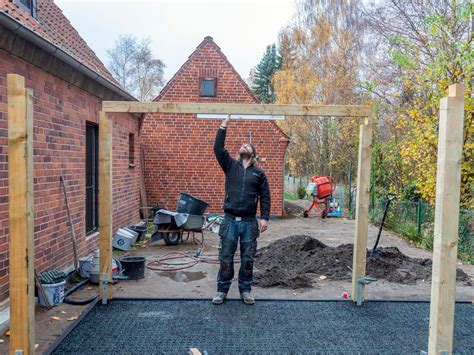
[214,116,232,173]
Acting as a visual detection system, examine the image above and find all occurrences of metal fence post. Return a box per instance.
[417,199,423,235]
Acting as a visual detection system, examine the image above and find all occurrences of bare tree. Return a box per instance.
[107,35,165,100]
[107,34,137,92]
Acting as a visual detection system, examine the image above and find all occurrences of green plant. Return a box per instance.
[284,192,299,200]
[297,186,306,199]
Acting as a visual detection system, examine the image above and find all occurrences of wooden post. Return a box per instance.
[7,75,35,354]
[351,117,373,302]
[98,111,113,300]
[428,84,465,354]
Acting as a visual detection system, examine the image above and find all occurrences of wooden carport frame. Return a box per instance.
[98,100,375,307]
[6,73,465,354]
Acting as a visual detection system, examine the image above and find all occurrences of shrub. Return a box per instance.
[297,186,307,199]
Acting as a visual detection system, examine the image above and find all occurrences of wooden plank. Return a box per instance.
[102,101,372,117]
[351,117,373,302]
[98,111,113,300]
[428,84,465,354]
[7,75,35,355]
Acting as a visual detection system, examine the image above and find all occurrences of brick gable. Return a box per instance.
[141,37,288,217]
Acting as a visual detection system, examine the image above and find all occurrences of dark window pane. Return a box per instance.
[86,123,99,235]
[200,78,216,97]
[129,133,135,165]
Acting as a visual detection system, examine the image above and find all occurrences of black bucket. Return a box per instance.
[120,256,146,280]
[128,225,147,242]
[176,193,209,216]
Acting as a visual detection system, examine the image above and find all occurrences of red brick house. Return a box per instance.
[0,0,141,303]
[141,37,289,217]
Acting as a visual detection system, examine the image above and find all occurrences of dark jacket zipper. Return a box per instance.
[238,165,247,215]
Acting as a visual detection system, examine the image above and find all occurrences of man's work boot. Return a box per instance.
[212,292,227,305]
[240,291,255,305]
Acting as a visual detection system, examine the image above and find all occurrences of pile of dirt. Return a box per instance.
[254,235,471,288]
[283,201,306,218]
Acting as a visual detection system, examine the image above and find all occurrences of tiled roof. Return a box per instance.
[0,0,119,85]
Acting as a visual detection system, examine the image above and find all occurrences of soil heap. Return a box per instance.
[254,235,471,288]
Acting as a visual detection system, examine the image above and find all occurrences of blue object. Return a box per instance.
[327,185,344,217]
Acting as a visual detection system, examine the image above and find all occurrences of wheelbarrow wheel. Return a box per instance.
[321,210,327,219]
[164,231,181,246]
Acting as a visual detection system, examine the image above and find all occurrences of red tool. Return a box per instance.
[303,175,336,219]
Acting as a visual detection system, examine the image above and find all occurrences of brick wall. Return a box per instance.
[141,38,288,217]
[0,50,141,301]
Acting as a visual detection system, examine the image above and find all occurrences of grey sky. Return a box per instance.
[56,0,296,82]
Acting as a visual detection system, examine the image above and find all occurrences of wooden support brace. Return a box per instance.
[98,111,113,300]
[351,116,373,302]
[7,75,35,354]
[428,84,465,354]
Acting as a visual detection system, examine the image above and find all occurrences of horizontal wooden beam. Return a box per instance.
[102,101,371,117]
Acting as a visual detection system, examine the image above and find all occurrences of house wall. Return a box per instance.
[141,39,288,217]
[0,50,141,301]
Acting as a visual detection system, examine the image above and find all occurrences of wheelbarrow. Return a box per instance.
[151,209,207,246]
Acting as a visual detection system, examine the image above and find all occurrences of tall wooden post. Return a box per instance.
[98,111,113,300]
[8,74,35,354]
[351,116,373,302]
[428,84,465,354]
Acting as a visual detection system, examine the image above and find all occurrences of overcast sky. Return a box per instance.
[56,0,297,82]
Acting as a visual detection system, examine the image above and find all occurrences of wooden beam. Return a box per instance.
[98,111,113,300]
[351,117,373,302]
[102,101,371,117]
[428,84,465,354]
[8,75,35,355]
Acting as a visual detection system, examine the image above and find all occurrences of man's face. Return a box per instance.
[239,143,253,160]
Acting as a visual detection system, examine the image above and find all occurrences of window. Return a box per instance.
[200,78,217,97]
[85,123,98,235]
[129,133,135,167]
[14,0,37,17]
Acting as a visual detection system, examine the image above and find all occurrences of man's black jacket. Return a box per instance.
[214,128,271,221]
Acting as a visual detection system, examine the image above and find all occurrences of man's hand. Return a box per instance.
[259,219,268,233]
[221,115,230,129]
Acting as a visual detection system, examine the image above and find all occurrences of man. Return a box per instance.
[212,116,270,305]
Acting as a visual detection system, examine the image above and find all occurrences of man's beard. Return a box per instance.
[239,152,251,160]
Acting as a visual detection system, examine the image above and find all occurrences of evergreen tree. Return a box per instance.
[252,44,281,103]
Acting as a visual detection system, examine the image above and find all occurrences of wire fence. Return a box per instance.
[284,175,311,197]
[284,175,473,264]
[369,198,473,264]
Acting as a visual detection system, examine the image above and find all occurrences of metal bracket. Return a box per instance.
[356,275,377,306]
[101,272,108,305]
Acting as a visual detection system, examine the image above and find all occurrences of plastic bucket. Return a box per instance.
[120,256,146,280]
[38,280,66,307]
[176,193,209,215]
